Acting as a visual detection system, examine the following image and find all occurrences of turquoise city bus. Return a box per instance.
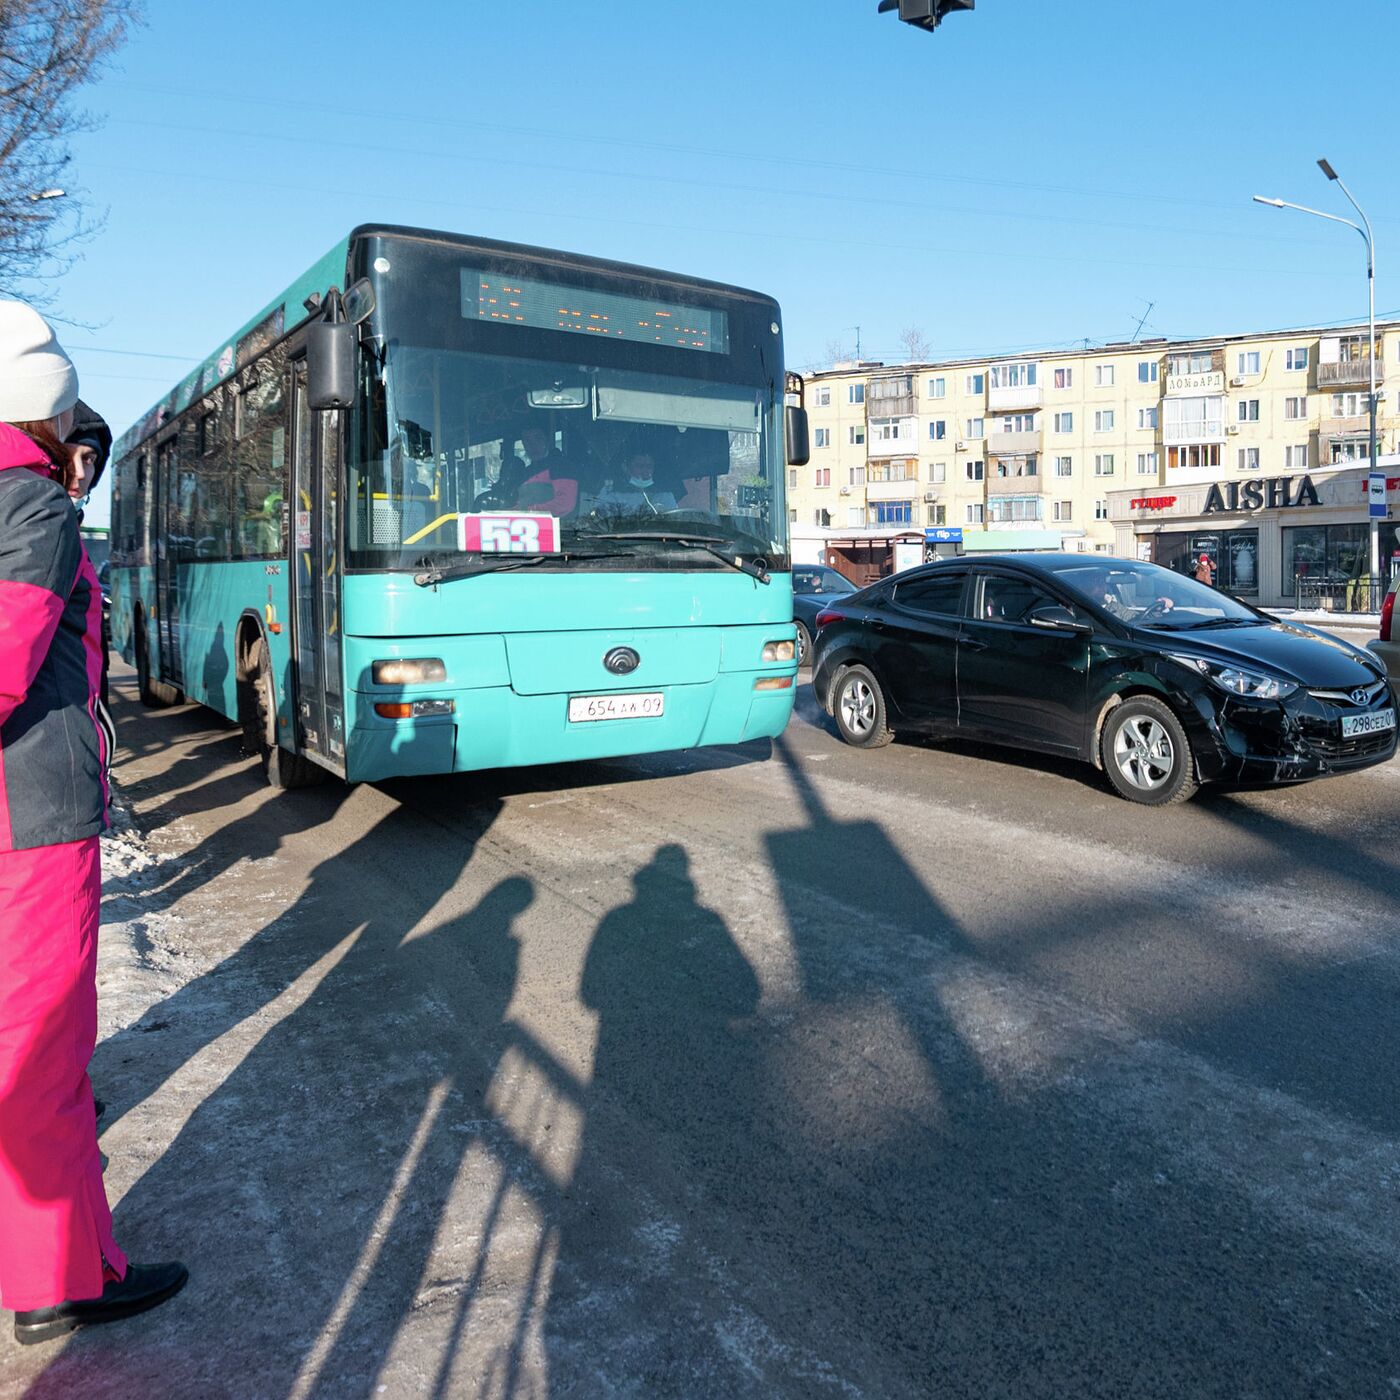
[109,226,809,787]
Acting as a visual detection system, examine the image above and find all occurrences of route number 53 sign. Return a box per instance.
[457,513,561,553]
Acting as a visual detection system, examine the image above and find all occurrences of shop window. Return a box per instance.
[1282,523,1369,594]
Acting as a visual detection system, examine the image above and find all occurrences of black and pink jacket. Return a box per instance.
[0,423,111,852]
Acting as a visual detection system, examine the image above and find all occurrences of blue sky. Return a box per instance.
[43,0,1400,525]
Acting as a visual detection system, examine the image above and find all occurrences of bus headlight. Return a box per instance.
[374,699,455,719]
[762,640,796,662]
[372,658,446,685]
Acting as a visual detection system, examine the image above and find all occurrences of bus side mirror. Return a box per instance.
[786,405,810,466]
[307,319,357,411]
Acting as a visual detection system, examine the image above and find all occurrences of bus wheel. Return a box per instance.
[134,615,180,708]
[248,638,324,790]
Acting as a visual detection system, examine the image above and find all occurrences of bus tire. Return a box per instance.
[248,638,324,790]
[134,614,181,709]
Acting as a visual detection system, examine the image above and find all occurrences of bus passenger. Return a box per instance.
[0,301,188,1345]
[502,424,579,516]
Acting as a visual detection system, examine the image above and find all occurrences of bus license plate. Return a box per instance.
[1341,708,1395,738]
[568,692,665,723]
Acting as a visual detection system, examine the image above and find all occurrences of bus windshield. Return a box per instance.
[346,238,787,573]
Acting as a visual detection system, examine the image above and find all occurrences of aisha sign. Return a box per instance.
[1202,475,1320,514]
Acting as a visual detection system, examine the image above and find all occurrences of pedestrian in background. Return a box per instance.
[0,300,187,1345]
[1194,553,1216,587]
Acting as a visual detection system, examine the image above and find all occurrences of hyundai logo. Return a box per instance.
[604,646,641,676]
[1351,687,1372,705]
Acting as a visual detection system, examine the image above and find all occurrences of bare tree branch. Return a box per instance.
[897,326,932,362]
[0,0,140,300]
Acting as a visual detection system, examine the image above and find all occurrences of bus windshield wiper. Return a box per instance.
[584,531,771,584]
[413,554,550,587]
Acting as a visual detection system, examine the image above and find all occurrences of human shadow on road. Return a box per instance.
[24,795,533,1397]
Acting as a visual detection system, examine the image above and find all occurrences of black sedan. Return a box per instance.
[792,564,857,667]
[810,554,1397,805]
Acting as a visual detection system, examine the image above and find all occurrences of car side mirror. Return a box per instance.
[1028,604,1090,633]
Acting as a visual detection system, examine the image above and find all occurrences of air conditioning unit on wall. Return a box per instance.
[1229,376,1245,387]
[923,491,939,502]
[839,486,851,495]
[955,440,966,450]
[1226,425,1240,435]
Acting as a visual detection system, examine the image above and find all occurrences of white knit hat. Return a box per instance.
[0,301,79,424]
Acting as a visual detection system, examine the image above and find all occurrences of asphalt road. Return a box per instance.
[5,662,1400,1398]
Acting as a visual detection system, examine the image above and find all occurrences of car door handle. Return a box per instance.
[960,636,989,651]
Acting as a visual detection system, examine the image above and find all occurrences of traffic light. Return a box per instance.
[877,0,975,33]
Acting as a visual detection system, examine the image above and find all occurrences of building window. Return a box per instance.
[1053,500,1073,522]
[849,384,864,404]
[927,503,947,525]
[1284,396,1307,420]
[871,499,913,525]
[988,494,1042,523]
[815,386,831,407]
[847,506,864,526]
[966,373,985,394]
[1237,399,1260,423]
[1329,439,1370,462]
[1168,350,1214,375]
[1054,455,1073,477]
[929,461,946,483]
[1285,346,1309,371]
[788,468,797,488]
[814,467,831,487]
[1095,363,1114,387]
[1283,523,1369,594]
[929,419,947,440]
[1284,444,1309,469]
[1167,443,1222,470]
[1236,350,1261,375]
[989,361,1038,389]
[1094,499,1108,520]
[965,460,984,481]
[813,508,830,526]
[1136,451,1157,475]
[1138,360,1158,383]
[1163,393,1225,442]
[1094,453,1115,476]
[1053,411,1073,433]
[927,376,946,398]
[966,503,985,524]
[1332,392,1367,417]
[965,417,984,440]
[1053,366,1073,389]
[872,416,910,443]
[1137,407,1158,429]
[997,413,1036,434]
[814,427,830,448]
[1237,447,1260,471]
[788,507,797,523]
[1094,410,1115,432]
[849,425,865,446]
[849,464,865,485]
[867,459,917,483]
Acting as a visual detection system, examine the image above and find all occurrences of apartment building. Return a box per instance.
[791,318,1400,604]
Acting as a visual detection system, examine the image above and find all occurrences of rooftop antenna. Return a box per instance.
[1129,300,1156,343]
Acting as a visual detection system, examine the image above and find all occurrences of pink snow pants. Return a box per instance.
[0,836,127,1311]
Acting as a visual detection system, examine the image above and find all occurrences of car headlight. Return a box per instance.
[1168,654,1298,700]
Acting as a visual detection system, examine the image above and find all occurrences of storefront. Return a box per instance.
[1109,462,1400,607]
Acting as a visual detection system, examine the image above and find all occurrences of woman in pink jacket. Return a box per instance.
[0,301,186,1345]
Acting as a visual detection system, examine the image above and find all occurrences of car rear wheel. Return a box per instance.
[795,622,813,670]
[831,664,893,749]
[1101,697,1197,805]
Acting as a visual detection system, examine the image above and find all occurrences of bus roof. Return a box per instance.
[111,234,351,461]
[112,225,778,461]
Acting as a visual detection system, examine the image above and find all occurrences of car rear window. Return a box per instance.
[893,573,965,617]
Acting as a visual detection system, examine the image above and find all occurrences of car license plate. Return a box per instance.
[568,692,665,723]
[1341,707,1395,738]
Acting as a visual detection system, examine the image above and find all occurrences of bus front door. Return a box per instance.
[288,359,346,774]
[155,435,184,690]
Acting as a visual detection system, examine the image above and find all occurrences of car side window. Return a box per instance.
[793,568,817,590]
[974,573,1062,624]
[892,572,966,617]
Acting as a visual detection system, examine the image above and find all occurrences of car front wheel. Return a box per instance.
[1101,696,1197,805]
[796,621,812,669]
[830,664,893,749]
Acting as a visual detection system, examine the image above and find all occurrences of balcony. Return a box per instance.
[1317,358,1383,388]
[987,382,1042,412]
[865,377,917,419]
[865,476,921,502]
[988,428,1042,456]
[1162,419,1225,447]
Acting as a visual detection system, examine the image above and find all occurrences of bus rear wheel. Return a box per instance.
[246,638,324,791]
[134,614,180,708]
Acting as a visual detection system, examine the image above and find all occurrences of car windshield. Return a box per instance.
[1046,558,1262,630]
[793,566,855,595]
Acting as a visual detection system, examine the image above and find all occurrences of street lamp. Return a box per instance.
[1253,159,1381,591]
